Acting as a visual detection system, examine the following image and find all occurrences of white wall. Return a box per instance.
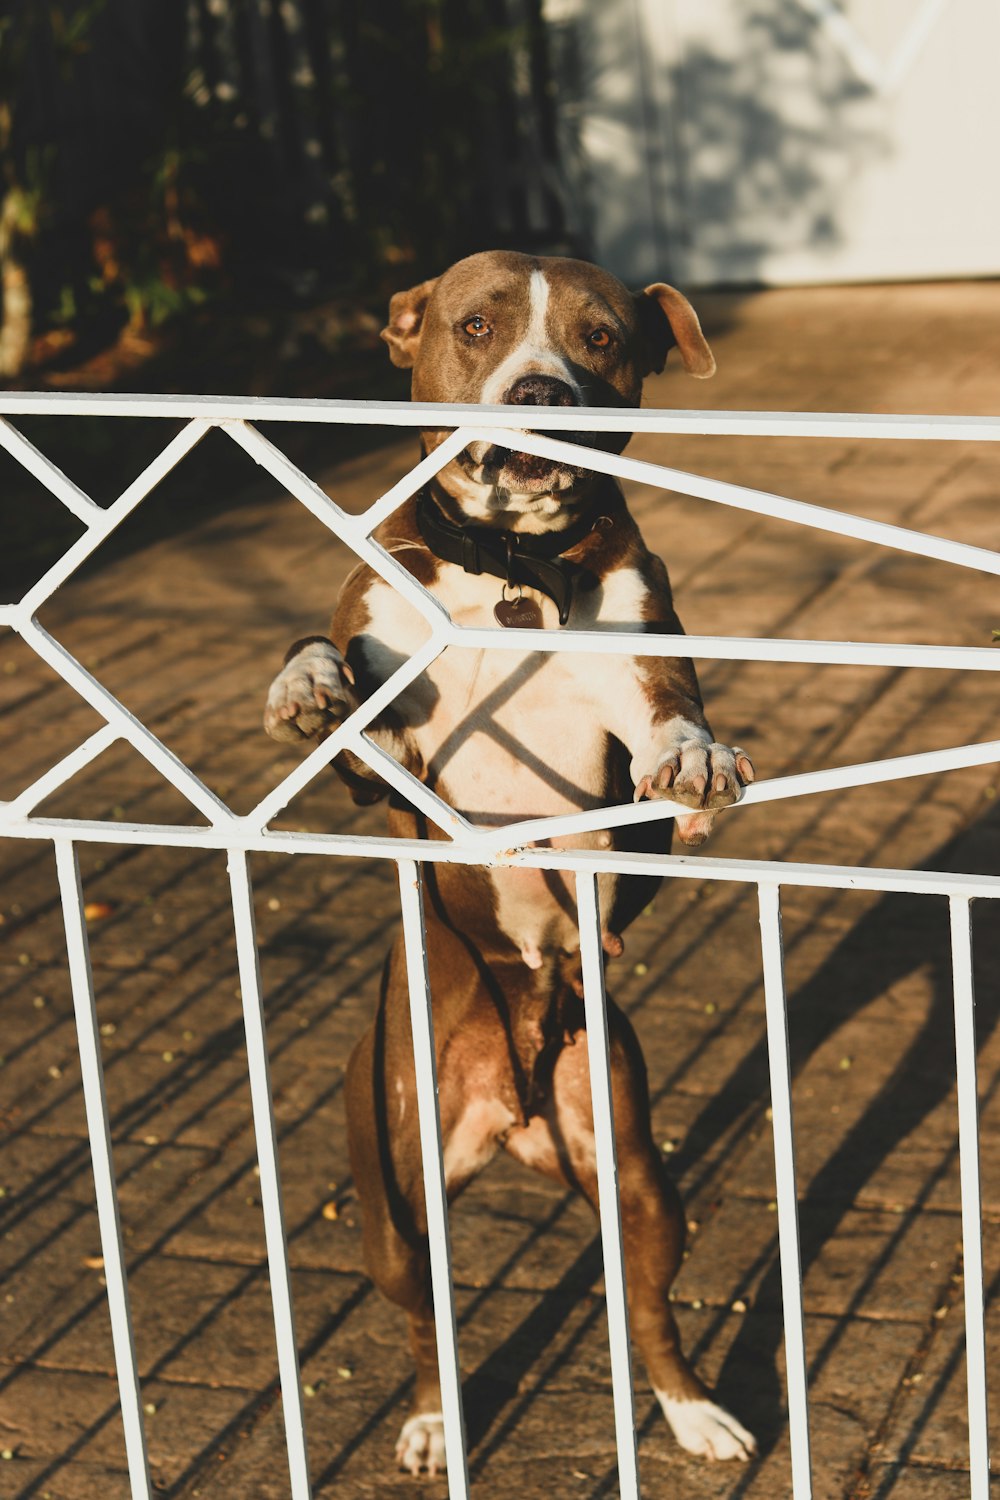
[545,0,1000,286]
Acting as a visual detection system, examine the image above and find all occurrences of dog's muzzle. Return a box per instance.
[466,373,595,492]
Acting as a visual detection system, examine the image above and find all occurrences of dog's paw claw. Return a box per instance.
[657,1393,758,1463]
[396,1412,446,1477]
[734,750,755,786]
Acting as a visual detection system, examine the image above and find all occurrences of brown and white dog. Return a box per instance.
[264,251,757,1473]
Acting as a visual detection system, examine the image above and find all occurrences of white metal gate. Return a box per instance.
[2,392,998,1500]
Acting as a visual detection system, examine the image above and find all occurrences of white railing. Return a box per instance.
[2,392,998,1500]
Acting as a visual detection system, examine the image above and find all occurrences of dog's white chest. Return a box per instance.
[360,564,641,961]
[362,570,617,823]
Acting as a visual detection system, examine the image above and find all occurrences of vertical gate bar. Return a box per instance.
[948,895,990,1499]
[757,882,812,1499]
[576,872,641,1500]
[54,841,153,1500]
[396,860,471,1498]
[227,850,312,1500]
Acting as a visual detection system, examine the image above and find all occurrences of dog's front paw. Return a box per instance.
[635,740,755,810]
[634,741,754,846]
[396,1412,446,1476]
[264,641,356,743]
[657,1393,758,1462]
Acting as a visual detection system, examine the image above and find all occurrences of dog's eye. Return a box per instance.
[463,316,491,338]
[587,328,612,349]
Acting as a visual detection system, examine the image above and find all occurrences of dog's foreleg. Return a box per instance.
[599,652,754,845]
[264,635,425,803]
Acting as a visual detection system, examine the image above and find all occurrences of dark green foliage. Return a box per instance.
[0,0,565,373]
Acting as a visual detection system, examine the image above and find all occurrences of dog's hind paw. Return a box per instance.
[396,1412,446,1476]
[656,1392,757,1462]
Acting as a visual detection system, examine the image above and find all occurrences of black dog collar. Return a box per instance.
[415,488,601,626]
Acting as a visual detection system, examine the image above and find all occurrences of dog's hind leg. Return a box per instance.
[345,928,516,1478]
[345,970,446,1477]
[504,996,757,1463]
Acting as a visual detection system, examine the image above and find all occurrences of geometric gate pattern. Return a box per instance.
[1,392,999,1500]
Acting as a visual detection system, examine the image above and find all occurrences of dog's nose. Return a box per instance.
[503,374,577,407]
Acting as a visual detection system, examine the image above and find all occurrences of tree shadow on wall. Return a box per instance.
[546,0,889,291]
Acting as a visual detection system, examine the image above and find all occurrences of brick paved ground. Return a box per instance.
[2,281,1000,1500]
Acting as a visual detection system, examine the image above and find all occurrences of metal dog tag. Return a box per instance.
[494,596,543,629]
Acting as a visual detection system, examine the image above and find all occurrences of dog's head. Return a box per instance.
[381,250,714,526]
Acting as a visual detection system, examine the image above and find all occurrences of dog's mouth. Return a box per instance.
[463,438,593,495]
[498,447,583,487]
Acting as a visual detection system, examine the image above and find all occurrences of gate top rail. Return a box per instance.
[0,390,999,441]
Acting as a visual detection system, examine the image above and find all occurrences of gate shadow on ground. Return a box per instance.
[443,803,1000,1493]
[12,806,997,1497]
[708,803,1000,1479]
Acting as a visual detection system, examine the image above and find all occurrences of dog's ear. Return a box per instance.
[380,277,439,369]
[634,283,716,379]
